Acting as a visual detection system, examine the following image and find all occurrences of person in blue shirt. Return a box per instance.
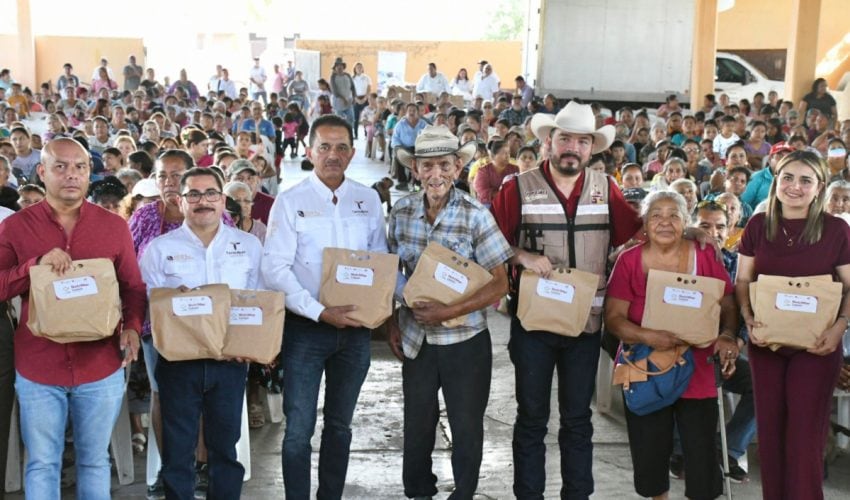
[237,102,275,142]
[741,142,794,209]
[390,103,427,191]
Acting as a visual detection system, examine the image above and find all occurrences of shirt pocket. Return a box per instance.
[343,216,374,250]
[220,257,252,289]
[163,259,202,285]
[442,235,475,261]
[294,216,333,252]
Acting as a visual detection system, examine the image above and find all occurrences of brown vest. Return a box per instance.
[516,167,611,333]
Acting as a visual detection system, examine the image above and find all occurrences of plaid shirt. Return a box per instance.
[388,187,513,358]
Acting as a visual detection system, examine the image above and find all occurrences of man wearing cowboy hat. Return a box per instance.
[491,101,643,499]
[387,125,513,499]
[330,57,356,128]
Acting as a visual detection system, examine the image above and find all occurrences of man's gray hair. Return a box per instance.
[640,190,690,223]
[224,181,252,197]
[115,167,143,184]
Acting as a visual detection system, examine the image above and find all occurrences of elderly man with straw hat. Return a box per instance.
[491,101,644,499]
[387,125,513,499]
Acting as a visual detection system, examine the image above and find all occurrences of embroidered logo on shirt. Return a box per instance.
[589,184,605,204]
[166,254,194,262]
[296,210,322,217]
[226,241,246,257]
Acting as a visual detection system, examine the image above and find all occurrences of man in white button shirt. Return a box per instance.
[416,63,450,99]
[140,167,262,500]
[473,63,500,102]
[261,115,388,499]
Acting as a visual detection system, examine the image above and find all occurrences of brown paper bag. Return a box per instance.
[402,242,493,328]
[150,284,230,361]
[319,248,399,329]
[642,269,726,347]
[27,258,121,343]
[749,274,842,349]
[516,268,599,337]
[221,289,285,364]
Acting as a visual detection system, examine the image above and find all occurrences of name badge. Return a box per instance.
[53,276,98,300]
[775,293,817,314]
[434,263,468,294]
[336,265,374,286]
[536,279,575,303]
[663,287,703,309]
[230,307,263,326]
[576,204,609,216]
[172,296,213,316]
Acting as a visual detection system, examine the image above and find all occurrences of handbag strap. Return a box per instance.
[676,240,689,274]
[621,346,686,376]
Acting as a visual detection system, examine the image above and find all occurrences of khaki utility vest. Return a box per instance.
[515,167,611,333]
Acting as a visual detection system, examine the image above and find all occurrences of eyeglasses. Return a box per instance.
[182,189,222,203]
[683,148,700,154]
[696,200,727,212]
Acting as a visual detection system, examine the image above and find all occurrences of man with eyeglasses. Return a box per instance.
[261,115,388,499]
[140,167,262,499]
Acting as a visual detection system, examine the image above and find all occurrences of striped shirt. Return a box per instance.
[389,187,513,358]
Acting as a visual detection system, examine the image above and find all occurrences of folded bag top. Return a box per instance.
[27,258,121,344]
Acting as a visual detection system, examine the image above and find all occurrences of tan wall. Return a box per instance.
[296,40,523,91]
[718,0,849,61]
[33,36,145,91]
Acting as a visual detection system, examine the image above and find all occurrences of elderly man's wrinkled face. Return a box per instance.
[412,154,461,203]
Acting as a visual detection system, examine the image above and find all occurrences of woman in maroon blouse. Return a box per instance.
[736,150,850,499]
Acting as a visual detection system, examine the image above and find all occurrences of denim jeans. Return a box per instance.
[251,91,268,105]
[156,358,248,500]
[281,315,371,500]
[16,368,125,500]
[402,330,492,500]
[332,97,355,129]
[509,318,600,500]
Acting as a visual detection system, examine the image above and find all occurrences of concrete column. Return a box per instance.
[15,0,36,89]
[690,0,718,112]
[784,0,822,105]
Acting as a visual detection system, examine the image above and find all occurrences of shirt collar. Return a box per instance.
[308,170,349,202]
[178,220,224,248]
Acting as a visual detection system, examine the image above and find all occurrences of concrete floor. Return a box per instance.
[8,143,850,498]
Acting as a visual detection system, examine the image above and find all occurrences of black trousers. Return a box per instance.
[625,397,722,500]
[402,330,492,500]
[0,302,16,500]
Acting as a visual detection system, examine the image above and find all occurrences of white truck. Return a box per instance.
[523,0,784,105]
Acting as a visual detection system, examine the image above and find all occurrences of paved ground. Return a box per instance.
[8,143,850,498]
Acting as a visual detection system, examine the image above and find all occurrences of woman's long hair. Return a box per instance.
[765,150,828,244]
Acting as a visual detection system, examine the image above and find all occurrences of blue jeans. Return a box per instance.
[251,90,268,105]
[156,358,247,500]
[402,330,492,500]
[16,368,125,500]
[509,317,600,500]
[332,97,355,128]
[281,315,371,500]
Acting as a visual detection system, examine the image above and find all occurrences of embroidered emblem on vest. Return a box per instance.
[523,189,549,202]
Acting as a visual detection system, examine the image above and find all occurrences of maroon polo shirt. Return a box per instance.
[0,201,146,386]
[252,191,275,224]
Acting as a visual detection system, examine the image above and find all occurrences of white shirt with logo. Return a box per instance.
[139,223,262,292]
[261,172,388,322]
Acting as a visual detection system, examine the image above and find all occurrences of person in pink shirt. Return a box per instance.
[473,140,517,206]
[605,190,739,500]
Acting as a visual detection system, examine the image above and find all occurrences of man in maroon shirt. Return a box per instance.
[0,138,146,499]
[491,102,641,499]
[228,159,274,224]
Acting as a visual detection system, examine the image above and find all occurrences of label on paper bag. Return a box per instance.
[775,293,817,313]
[336,265,374,286]
[663,287,703,309]
[434,263,468,294]
[536,278,575,303]
[229,306,263,326]
[172,296,213,317]
[53,276,98,300]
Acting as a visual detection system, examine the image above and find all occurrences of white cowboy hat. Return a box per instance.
[530,101,615,154]
[396,125,477,169]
